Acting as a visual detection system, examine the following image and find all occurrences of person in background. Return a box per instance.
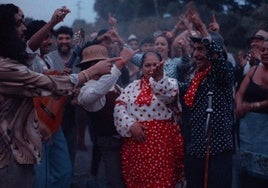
[25,9,74,187]
[127,34,139,51]
[139,37,154,53]
[114,51,184,187]
[235,40,268,188]
[234,31,268,176]
[181,10,234,188]
[237,29,268,78]
[83,24,133,87]
[77,44,128,188]
[125,34,141,83]
[0,4,113,188]
[47,26,75,71]
[128,36,155,82]
[76,30,100,152]
[26,20,54,73]
[78,16,135,177]
[47,26,78,167]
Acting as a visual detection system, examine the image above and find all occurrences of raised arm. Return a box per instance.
[28,6,70,51]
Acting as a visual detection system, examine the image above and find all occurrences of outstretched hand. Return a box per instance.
[90,57,122,76]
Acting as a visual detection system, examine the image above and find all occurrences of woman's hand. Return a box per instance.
[130,122,148,143]
[237,50,247,68]
[250,46,261,62]
[235,102,251,118]
[152,60,164,81]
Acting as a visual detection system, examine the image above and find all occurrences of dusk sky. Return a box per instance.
[1,0,97,28]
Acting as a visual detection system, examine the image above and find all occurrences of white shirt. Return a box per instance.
[26,41,54,73]
[78,65,122,112]
[114,75,179,137]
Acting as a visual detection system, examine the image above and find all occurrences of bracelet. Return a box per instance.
[117,58,125,66]
[81,70,90,81]
[251,102,260,110]
[255,102,261,108]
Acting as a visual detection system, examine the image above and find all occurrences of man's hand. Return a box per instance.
[208,12,220,33]
[51,6,71,25]
[89,57,122,76]
[63,67,72,75]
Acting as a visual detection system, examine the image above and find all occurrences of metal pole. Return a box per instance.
[204,91,213,188]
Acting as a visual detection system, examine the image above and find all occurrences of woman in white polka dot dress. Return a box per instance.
[114,51,184,187]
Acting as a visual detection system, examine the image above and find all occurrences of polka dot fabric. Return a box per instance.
[114,76,179,137]
[121,120,184,188]
[135,77,153,106]
[184,41,234,158]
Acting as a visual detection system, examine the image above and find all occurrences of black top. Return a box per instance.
[244,66,268,113]
[182,41,234,159]
[89,89,120,137]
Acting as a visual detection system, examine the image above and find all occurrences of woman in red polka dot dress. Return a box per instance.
[114,51,184,187]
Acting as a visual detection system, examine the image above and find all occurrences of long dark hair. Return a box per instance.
[0,4,28,64]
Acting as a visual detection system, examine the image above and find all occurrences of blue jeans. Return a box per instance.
[34,128,72,188]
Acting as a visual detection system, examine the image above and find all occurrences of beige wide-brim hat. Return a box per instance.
[76,44,109,67]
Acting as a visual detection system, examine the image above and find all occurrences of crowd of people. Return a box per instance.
[0,2,267,188]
